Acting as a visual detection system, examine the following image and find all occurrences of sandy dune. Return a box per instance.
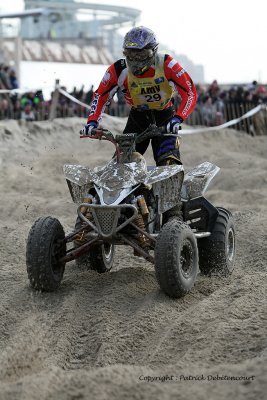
[0,115,266,400]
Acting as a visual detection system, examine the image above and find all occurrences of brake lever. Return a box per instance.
[79,128,114,140]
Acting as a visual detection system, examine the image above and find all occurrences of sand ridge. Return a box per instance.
[0,115,266,399]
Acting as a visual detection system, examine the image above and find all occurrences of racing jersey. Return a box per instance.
[87,53,197,123]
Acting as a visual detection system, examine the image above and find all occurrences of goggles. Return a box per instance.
[123,48,154,61]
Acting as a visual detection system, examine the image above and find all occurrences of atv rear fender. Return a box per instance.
[181,162,220,200]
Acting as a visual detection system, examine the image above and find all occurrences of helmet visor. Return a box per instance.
[123,48,154,61]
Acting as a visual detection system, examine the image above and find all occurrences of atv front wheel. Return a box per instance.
[198,207,236,275]
[26,217,66,291]
[74,217,114,273]
[154,219,198,298]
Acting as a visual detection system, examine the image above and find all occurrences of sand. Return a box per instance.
[0,115,266,400]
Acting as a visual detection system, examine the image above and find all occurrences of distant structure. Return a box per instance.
[0,0,141,65]
[2,38,114,65]
[0,0,204,83]
[21,0,141,59]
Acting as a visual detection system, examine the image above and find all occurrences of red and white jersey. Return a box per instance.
[87,53,197,123]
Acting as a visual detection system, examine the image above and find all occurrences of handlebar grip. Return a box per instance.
[79,128,98,136]
[159,125,182,134]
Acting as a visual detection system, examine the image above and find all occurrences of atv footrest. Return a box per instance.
[183,197,218,232]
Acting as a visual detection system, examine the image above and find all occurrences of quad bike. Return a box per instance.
[26,125,236,298]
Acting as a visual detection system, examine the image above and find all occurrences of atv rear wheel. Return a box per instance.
[26,217,66,291]
[154,219,198,298]
[74,217,114,273]
[198,207,236,275]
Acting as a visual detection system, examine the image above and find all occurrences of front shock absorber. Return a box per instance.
[75,194,94,243]
[133,195,150,249]
[137,195,149,217]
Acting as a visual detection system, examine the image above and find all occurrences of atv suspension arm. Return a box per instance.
[59,237,99,263]
[119,234,154,264]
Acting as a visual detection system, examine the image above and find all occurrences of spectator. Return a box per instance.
[20,93,33,108]
[202,95,215,126]
[246,80,257,92]
[208,79,220,101]
[21,101,35,121]
[253,86,267,104]
[214,92,226,125]
[0,98,10,119]
[85,85,94,105]
[116,87,128,117]
[0,64,11,89]
[13,98,21,119]
[196,84,206,105]
[227,86,237,103]
[77,85,85,101]
[236,87,244,103]
[9,69,19,89]
[243,90,253,102]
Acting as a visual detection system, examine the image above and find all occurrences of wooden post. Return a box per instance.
[253,106,267,136]
[14,36,22,85]
[49,79,60,121]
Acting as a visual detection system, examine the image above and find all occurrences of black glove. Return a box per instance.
[166,116,183,133]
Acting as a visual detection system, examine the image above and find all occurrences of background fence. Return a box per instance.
[1,85,266,136]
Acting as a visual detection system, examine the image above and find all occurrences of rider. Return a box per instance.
[82,26,197,166]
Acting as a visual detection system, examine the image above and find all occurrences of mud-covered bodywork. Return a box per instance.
[64,158,184,211]
[181,162,220,200]
[181,162,220,234]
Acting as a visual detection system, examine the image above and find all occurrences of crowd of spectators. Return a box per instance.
[193,80,267,126]
[35,79,267,125]
[0,63,266,126]
[0,64,49,121]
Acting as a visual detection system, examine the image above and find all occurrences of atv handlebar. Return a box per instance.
[135,124,181,143]
[79,124,181,142]
[79,124,181,163]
